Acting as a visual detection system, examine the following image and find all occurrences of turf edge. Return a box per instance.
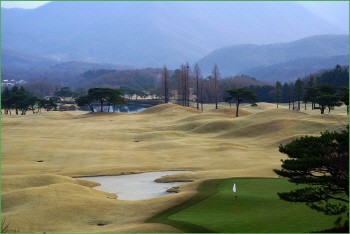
[145,178,227,233]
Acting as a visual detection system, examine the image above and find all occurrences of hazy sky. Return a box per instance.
[1,1,50,9]
[1,1,348,32]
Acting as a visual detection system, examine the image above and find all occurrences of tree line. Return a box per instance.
[157,63,348,114]
[75,88,126,112]
[1,86,57,115]
[2,64,347,115]
[272,68,349,115]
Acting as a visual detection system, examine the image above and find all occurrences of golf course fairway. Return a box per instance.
[1,102,348,232]
[148,178,347,233]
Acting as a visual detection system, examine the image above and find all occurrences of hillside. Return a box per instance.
[1,48,59,69]
[238,54,349,83]
[197,34,349,77]
[1,1,345,69]
[1,49,135,86]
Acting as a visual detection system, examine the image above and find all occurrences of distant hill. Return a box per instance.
[197,34,349,78]
[1,1,346,69]
[48,61,134,74]
[1,49,134,86]
[1,48,134,70]
[237,54,349,83]
[1,48,59,69]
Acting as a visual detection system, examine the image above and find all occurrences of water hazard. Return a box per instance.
[78,104,151,113]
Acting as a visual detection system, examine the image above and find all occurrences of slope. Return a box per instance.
[1,1,345,68]
[197,34,349,77]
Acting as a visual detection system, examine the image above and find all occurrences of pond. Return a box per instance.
[77,171,190,200]
[78,103,152,113]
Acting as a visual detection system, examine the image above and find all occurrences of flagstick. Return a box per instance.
[235,193,237,213]
[233,183,237,213]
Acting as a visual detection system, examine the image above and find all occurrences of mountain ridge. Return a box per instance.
[1,1,346,69]
[197,34,349,77]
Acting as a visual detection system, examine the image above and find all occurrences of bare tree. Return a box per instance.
[199,77,205,111]
[193,63,202,110]
[176,63,191,107]
[160,65,170,103]
[185,63,192,107]
[176,65,184,106]
[212,64,221,109]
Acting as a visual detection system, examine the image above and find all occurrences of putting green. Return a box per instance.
[149,178,347,233]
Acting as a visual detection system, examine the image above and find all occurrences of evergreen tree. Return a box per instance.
[317,64,349,88]
[225,88,257,117]
[315,84,342,114]
[293,78,304,111]
[282,82,290,103]
[339,86,349,115]
[76,88,126,112]
[273,127,349,215]
[10,86,28,115]
[1,87,13,114]
[274,81,282,108]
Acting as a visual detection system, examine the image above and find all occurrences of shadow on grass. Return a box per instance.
[145,179,226,233]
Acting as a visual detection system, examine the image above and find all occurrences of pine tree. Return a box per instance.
[293,78,304,111]
[225,88,257,117]
[274,81,282,108]
[274,127,349,215]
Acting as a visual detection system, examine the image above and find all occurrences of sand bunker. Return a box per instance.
[77,171,191,200]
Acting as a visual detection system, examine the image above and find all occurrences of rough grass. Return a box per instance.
[1,102,348,233]
[208,107,253,117]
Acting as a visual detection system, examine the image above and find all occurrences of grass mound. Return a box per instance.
[137,103,178,114]
[85,111,126,116]
[138,103,201,115]
[172,120,209,131]
[191,120,239,134]
[246,108,308,121]
[176,113,231,123]
[2,183,118,233]
[208,107,252,117]
[270,134,321,147]
[133,131,188,142]
[2,101,347,233]
[1,174,100,193]
[217,118,329,139]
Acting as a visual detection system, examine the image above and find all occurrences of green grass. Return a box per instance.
[147,178,347,233]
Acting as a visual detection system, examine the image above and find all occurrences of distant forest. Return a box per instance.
[2,63,348,106]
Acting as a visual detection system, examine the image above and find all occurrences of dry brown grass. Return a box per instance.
[1,102,348,233]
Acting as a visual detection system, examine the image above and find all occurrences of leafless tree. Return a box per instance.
[199,77,205,111]
[160,65,170,103]
[176,63,191,107]
[193,63,202,110]
[212,64,221,109]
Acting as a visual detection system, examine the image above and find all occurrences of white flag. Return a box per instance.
[233,183,236,193]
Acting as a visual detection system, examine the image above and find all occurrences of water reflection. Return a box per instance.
[78,104,149,113]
